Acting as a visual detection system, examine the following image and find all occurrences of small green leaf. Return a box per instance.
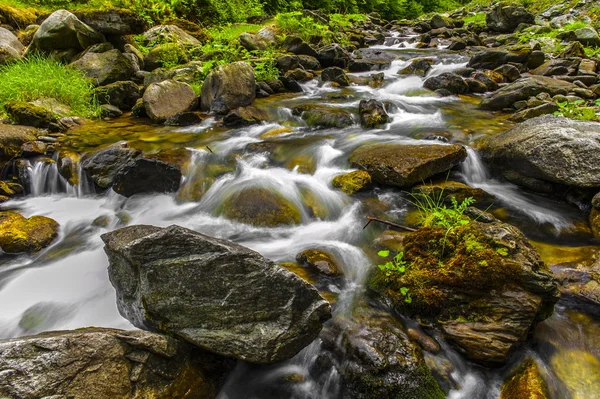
[378,250,390,257]
[400,287,409,295]
[404,294,412,304]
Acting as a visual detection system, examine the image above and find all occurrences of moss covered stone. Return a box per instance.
[500,357,549,399]
[370,217,559,366]
[0,124,38,164]
[222,187,301,227]
[332,170,371,194]
[296,249,342,276]
[349,143,467,188]
[0,211,59,253]
[412,180,493,204]
[4,101,64,132]
[0,4,38,30]
[144,43,189,71]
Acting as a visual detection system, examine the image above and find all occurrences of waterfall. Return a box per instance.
[25,154,91,198]
[459,148,571,230]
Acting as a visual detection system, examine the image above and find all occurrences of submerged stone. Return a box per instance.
[500,357,549,399]
[102,225,331,363]
[222,187,301,227]
[296,249,342,276]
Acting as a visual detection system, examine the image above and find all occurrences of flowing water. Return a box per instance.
[1,30,599,399]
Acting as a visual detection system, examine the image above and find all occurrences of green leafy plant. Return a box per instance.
[554,99,600,121]
[410,191,475,230]
[377,250,412,303]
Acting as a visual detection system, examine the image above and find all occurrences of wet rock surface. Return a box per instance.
[102,224,331,364]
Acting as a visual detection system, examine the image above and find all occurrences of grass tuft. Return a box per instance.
[0,56,102,119]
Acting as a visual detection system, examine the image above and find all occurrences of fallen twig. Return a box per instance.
[363,216,417,232]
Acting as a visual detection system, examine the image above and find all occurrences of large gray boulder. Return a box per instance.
[424,72,469,95]
[102,225,331,364]
[486,4,535,33]
[143,25,200,46]
[81,142,141,188]
[200,61,255,114]
[479,76,576,111]
[479,115,600,189]
[0,328,232,399]
[28,10,105,53]
[142,79,196,123]
[574,27,600,47]
[467,48,531,70]
[70,49,136,86]
[349,143,467,187]
[0,27,23,64]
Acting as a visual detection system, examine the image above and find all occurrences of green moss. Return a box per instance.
[0,211,59,253]
[370,222,522,318]
[500,357,549,399]
[221,187,301,227]
[332,170,372,195]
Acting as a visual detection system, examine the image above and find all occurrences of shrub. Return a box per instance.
[0,56,102,118]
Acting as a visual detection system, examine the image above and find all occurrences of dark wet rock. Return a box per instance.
[0,27,23,64]
[527,50,546,70]
[102,224,331,363]
[509,102,559,123]
[321,66,350,86]
[4,101,64,132]
[276,54,320,72]
[143,42,189,71]
[279,76,304,92]
[201,61,255,115]
[94,80,140,111]
[223,106,268,127]
[284,68,314,82]
[332,170,371,195]
[480,115,600,189]
[0,211,59,254]
[143,79,196,123]
[0,327,232,399]
[28,10,105,54]
[165,111,205,126]
[0,124,38,163]
[296,249,342,276]
[467,48,531,70]
[295,106,354,129]
[112,158,181,197]
[499,357,549,399]
[466,78,488,93]
[82,142,141,189]
[370,217,559,366]
[424,72,468,95]
[316,43,351,68]
[71,49,136,86]
[359,99,389,128]
[531,58,580,76]
[430,14,450,29]
[75,9,147,36]
[317,307,445,399]
[494,64,521,82]
[222,187,301,227]
[348,58,391,72]
[143,24,201,46]
[486,4,534,33]
[479,76,576,111]
[100,104,123,118]
[349,143,467,188]
[284,36,318,57]
[239,32,267,51]
[472,71,500,91]
[448,37,466,50]
[398,57,434,77]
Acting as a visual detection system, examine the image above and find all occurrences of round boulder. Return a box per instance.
[222,187,301,227]
[143,79,196,123]
[0,211,59,254]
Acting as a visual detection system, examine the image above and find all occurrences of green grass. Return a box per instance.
[0,56,102,118]
[463,12,485,25]
[207,23,264,43]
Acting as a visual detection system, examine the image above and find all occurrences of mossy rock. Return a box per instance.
[332,170,371,195]
[296,249,342,276]
[369,217,559,366]
[222,187,301,227]
[299,187,328,219]
[285,154,315,174]
[4,101,63,132]
[500,357,549,399]
[0,211,59,254]
[0,124,38,163]
[144,43,189,71]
